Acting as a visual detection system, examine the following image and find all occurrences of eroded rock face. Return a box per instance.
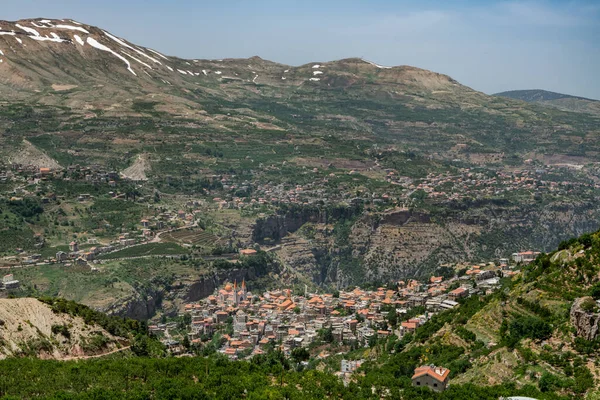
[570,297,600,340]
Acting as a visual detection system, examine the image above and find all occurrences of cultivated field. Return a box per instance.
[161,229,222,248]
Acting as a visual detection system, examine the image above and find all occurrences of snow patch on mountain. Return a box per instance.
[73,35,85,46]
[147,48,168,60]
[362,59,391,69]
[103,31,161,65]
[16,24,39,36]
[54,24,90,34]
[122,51,152,69]
[30,35,66,43]
[87,37,136,76]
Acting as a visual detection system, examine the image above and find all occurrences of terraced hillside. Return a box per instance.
[395,230,600,396]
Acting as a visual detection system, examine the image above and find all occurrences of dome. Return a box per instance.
[224,283,233,291]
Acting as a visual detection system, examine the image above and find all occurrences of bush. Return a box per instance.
[51,324,71,339]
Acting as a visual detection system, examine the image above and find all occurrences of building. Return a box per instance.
[240,249,257,256]
[411,365,450,392]
[69,241,79,252]
[341,359,363,373]
[56,251,68,262]
[448,287,468,301]
[2,274,20,290]
[511,251,540,264]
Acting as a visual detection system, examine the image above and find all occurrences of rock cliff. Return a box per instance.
[570,297,600,341]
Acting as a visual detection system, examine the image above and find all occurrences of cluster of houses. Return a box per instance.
[151,259,513,362]
[194,162,600,212]
[390,167,600,202]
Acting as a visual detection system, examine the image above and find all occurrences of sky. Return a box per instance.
[2,0,600,99]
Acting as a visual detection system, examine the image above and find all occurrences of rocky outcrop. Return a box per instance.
[101,288,161,320]
[103,266,274,320]
[185,269,255,302]
[570,297,600,340]
[252,204,361,243]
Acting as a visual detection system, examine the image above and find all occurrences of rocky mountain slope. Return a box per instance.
[0,298,125,359]
[495,89,600,116]
[0,18,598,162]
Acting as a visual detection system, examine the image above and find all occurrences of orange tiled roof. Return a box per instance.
[412,365,450,382]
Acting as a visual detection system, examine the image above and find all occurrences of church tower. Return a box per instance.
[234,280,239,305]
[241,279,247,301]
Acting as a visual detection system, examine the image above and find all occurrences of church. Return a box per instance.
[218,279,248,306]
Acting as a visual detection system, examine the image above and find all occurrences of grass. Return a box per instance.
[161,229,220,247]
[97,242,189,260]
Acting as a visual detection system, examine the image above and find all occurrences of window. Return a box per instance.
[434,383,438,387]
[416,381,420,386]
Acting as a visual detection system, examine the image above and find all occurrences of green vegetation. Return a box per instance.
[97,243,189,260]
[0,353,567,400]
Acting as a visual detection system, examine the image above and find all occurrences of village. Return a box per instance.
[1,157,598,215]
[147,251,536,389]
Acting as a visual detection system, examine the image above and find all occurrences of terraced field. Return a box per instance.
[161,229,222,248]
[97,243,189,260]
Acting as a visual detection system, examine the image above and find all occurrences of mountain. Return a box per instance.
[2,18,600,304]
[494,89,600,116]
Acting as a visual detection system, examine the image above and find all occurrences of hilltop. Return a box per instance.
[0,298,126,359]
[495,89,600,116]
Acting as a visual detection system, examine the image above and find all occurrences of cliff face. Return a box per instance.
[269,201,600,287]
[570,297,600,341]
[102,266,270,320]
[252,204,361,243]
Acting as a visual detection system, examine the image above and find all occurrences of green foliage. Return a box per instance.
[51,324,71,339]
[97,243,189,260]
[502,316,552,348]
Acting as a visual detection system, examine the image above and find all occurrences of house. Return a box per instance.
[69,241,79,252]
[411,365,450,392]
[511,251,540,264]
[240,249,257,256]
[448,287,468,301]
[341,359,363,373]
[400,321,418,336]
[2,274,20,289]
[56,251,68,262]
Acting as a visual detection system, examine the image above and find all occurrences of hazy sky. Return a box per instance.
[3,0,600,99]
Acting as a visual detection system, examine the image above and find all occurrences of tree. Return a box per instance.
[291,347,309,364]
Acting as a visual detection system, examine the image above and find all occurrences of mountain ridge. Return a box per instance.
[494,89,600,116]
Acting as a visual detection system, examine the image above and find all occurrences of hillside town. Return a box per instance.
[151,257,519,369]
[1,158,598,214]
